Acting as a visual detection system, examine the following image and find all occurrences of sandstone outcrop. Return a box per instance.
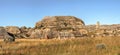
[31,16,87,39]
[5,26,21,34]
[0,27,15,42]
[1,16,120,40]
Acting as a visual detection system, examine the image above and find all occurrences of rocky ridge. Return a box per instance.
[0,16,120,42]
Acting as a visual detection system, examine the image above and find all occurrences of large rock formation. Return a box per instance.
[31,16,87,39]
[0,27,15,42]
[1,16,120,39]
[5,26,21,35]
[35,16,85,29]
[4,26,31,38]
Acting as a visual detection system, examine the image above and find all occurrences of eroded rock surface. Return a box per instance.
[32,16,87,39]
[0,27,15,42]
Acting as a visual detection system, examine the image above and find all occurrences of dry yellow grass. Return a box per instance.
[0,37,120,55]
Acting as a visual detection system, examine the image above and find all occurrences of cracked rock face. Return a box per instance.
[32,16,86,39]
[35,16,85,29]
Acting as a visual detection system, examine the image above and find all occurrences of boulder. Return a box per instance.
[5,26,21,34]
[0,27,15,42]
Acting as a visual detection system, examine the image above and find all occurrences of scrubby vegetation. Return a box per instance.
[0,36,120,55]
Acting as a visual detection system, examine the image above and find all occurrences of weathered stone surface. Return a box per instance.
[33,16,86,39]
[35,16,85,29]
[4,26,31,38]
[0,27,15,42]
[19,26,31,38]
[30,29,43,38]
[5,26,21,34]
[0,27,7,38]
[1,16,120,39]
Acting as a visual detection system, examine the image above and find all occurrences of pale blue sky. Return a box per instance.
[0,0,120,27]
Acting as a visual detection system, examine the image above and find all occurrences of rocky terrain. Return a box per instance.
[0,16,120,55]
[0,16,120,42]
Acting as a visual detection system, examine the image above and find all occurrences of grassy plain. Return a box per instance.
[0,36,120,55]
